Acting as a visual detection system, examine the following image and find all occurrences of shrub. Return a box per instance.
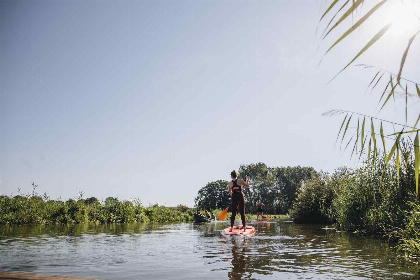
[290,172,334,224]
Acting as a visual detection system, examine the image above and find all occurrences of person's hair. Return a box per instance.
[230,170,238,179]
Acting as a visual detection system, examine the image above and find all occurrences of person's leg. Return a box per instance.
[239,195,246,229]
[230,198,238,230]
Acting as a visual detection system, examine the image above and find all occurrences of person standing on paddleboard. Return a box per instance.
[256,201,265,221]
[228,170,250,232]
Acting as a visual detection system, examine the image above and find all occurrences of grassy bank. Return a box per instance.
[0,195,195,225]
[290,154,420,261]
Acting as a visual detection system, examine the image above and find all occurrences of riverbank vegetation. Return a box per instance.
[195,159,418,260]
[290,152,419,260]
[313,0,420,261]
[0,194,195,225]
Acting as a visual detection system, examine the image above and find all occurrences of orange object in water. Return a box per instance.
[218,207,229,220]
[266,215,270,220]
[223,226,255,236]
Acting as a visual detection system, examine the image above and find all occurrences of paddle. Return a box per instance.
[218,207,229,221]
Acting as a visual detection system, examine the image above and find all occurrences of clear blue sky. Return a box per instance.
[1,0,419,206]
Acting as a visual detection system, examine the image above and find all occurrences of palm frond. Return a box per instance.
[325,0,388,54]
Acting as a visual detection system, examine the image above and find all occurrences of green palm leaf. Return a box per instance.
[397,31,420,84]
[380,122,386,155]
[415,132,419,198]
[381,74,398,110]
[352,119,360,157]
[367,71,380,90]
[321,0,351,37]
[389,129,420,136]
[337,113,348,143]
[414,113,420,129]
[324,0,364,39]
[386,130,403,166]
[361,117,366,152]
[336,23,393,80]
[396,142,400,182]
[345,135,354,150]
[342,114,353,143]
[320,0,340,21]
[371,118,377,164]
[405,85,408,123]
[325,0,387,54]
[371,73,384,92]
[380,76,392,103]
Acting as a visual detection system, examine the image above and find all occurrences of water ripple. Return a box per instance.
[0,222,418,279]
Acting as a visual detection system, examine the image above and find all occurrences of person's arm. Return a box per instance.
[238,178,250,188]
[228,182,233,194]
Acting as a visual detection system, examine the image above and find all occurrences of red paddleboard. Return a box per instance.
[222,226,255,236]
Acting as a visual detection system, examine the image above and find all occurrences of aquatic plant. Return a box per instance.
[397,201,420,260]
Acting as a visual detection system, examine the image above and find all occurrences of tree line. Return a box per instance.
[194,163,317,214]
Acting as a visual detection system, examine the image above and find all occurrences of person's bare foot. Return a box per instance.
[229,227,233,232]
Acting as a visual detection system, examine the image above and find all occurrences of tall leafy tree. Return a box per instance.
[194,180,230,210]
[275,166,317,213]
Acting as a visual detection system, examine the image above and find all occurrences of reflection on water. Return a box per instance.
[229,237,247,280]
[0,221,418,279]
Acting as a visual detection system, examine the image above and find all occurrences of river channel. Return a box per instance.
[0,220,418,279]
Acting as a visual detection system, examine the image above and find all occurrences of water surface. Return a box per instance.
[0,220,418,279]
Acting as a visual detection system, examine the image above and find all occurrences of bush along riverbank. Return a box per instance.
[290,153,420,261]
[0,195,195,225]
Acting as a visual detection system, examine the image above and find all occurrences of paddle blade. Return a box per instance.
[218,207,229,221]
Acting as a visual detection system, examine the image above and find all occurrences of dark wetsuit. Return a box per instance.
[231,179,246,228]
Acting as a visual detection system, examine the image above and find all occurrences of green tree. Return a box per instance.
[239,163,276,212]
[239,163,317,214]
[194,180,230,210]
[275,166,317,213]
[290,172,334,224]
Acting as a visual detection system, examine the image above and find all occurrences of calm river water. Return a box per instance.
[0,220,419,279]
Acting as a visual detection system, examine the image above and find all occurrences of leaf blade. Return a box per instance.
[397,31,420,84]
[415,132,419,199]
[325,0,388,54]
[320,0,340,21]
[335,23,393,79]
[386,130,403,166]
[341,114,353,143]
[324,0,364,39]
[380,122,386,155]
